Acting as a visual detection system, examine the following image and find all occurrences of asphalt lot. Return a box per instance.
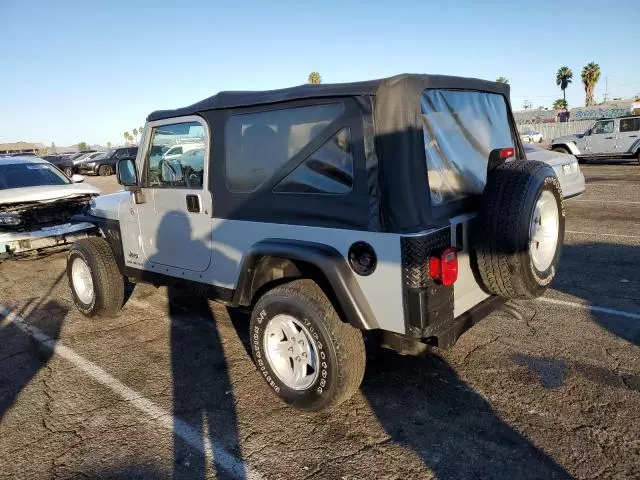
[1,163,639,479]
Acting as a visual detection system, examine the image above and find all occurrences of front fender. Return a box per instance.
[232,239,377,331]
[552,142,581,156]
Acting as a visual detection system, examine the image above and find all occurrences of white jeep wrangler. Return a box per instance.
[67,74,566,411]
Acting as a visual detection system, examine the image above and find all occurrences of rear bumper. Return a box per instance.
[0,222,96,255]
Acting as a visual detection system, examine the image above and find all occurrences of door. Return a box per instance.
[588,119,616,154]
[135,117,212,272]
[617,117,640,154]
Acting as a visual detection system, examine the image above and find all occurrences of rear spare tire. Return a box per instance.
[475,160,565,299]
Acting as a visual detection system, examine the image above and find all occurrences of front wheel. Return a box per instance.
[63,166,73,177]
[67,237,124,317]
[250,279,366,411]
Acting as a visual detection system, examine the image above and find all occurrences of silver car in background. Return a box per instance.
[524,143,585,198]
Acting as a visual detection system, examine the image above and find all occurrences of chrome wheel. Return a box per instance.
[263,314,319,390]
[529,190,559,271]
[71,257,94,304]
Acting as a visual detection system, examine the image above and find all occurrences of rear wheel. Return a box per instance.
[63,166,73,177]
[250,279,366,411]
[67,237,124,317]
[98,164,112,176]
[475,160,565,299]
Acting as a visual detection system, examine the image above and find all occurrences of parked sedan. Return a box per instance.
[0,156,100,255]
[520,129,543,143]
[524,143,585,198]
[41,154,77,177]
[77,147,138,176]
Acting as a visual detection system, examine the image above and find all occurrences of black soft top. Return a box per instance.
[147,73,510,121]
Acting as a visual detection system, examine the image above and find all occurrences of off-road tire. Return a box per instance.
[63,166,73,177]
[98,164,112,176]
[67,237,124,317]
[475,160,565,299]
[250,279,366,412]
[636,150,640,165]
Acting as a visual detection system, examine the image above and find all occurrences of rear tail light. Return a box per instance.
[499,147,515,159]
[428,247,459,286]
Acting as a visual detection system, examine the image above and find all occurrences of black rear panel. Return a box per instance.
[401,228,454,338]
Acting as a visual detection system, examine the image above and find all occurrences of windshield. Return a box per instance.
[92,150,114,161]
[0,162,71,189]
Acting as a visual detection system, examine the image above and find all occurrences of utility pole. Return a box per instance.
[603,76,609,103]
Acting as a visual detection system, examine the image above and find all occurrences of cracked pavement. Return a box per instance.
[1,163,639,479]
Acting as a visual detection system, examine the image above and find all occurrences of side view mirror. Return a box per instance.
[585,129,591,136]
[117,158,138,186]
[71,174,85,183]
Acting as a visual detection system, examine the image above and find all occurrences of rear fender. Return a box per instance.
[232,239,376,331]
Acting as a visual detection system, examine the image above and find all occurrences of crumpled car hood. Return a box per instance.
[0,183,101,206]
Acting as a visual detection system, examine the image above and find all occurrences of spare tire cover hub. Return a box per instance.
[529,190,560,271]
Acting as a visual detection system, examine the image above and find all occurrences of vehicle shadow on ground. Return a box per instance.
[360,347,572,479]
[149,213,246,479]
[0,298,67,421]
[554,242,640,345]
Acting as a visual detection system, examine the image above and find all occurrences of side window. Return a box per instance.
[145,120,206,189]
[224,103,344,192]
[274,128,353,194]
[620,118,640,133]
[592,120,614,135]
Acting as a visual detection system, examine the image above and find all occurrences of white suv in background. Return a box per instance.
[552,115,640,164]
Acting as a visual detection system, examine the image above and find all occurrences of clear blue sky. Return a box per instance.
[1,0,638,147]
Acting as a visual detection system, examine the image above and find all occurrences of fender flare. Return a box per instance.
[232,239,377,331]
[551,142,581,156]
[71,213,125,273]
[630,139,640,155]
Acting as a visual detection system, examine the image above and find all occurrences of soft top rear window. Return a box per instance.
[421,89,514,206]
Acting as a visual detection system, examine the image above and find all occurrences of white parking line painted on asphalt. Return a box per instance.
[566,230,640,240]
[585,183,639,188]
[538,298,640,320]
[572,199,640,205]
[0,306,264,480]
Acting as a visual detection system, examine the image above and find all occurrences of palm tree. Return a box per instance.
[581,62,601,107]
[124,131,130,146]
[496,77,509,84]
[308,72,322,84]
[553,98,568,110]
[555,66,573,107]
[133,128,138,144]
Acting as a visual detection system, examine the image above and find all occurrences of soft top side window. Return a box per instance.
[224,103,345,193]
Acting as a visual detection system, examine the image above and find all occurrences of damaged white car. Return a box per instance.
[0,156,101,256]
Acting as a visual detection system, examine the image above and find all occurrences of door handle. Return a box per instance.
[605,136,614,139]
[186,194,200,213]
[629,135,638,138]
